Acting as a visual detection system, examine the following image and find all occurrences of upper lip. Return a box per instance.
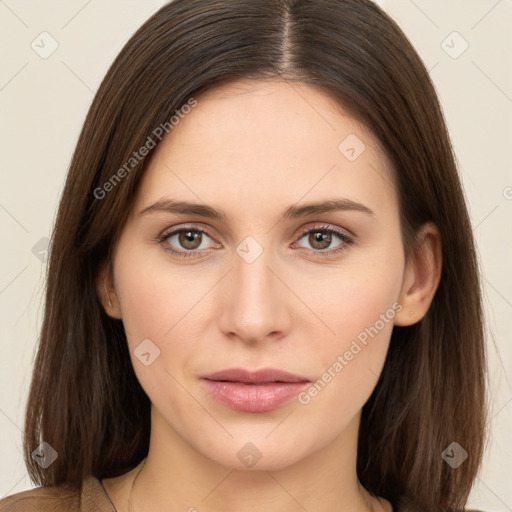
[201,367,310,383]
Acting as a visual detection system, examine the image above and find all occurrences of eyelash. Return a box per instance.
[157,224,354,259]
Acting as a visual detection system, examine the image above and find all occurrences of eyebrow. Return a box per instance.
[139,197,374,222]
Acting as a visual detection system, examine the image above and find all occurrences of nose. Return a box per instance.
[218,244,292,345]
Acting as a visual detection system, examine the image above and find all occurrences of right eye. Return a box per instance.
[158,226,219,258]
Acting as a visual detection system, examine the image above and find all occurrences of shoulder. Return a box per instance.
[0,475,115,512]
[0,481,80,512]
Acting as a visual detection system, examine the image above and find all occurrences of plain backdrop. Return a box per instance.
[0,1,511,510]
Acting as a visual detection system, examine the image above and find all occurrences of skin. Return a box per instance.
[98,78,441,512]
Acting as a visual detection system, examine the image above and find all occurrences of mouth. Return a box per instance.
[200,367,310,412]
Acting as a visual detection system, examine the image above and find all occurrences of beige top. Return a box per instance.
[0,475,116,512]
[0,478,487,512]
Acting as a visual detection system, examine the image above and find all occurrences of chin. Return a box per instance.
[195,433,314,472]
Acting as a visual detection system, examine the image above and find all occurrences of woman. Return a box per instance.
[0,0,487,511]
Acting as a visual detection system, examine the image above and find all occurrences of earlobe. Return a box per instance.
[104,279,113,308]
[394,222,442,326]
[95,262,122,320]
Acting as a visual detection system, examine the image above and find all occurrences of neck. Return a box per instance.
[126,406,388,512]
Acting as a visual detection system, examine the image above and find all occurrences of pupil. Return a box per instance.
[311,231,330,250]
[179,230,201,249]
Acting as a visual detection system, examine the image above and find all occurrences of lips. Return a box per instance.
[202,367,310,384]
[200,367,310,412]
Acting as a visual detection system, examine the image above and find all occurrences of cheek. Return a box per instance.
[293,240,404,421]
[112,256,195,424]
[112,243,219,404]
[112,246,184,375]
[297,233,404,345]
[294,298,398,444]
[114,243,205,343]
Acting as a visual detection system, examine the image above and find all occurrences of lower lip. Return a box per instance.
[201,379,309,412]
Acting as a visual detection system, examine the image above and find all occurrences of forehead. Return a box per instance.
[161,78,368,155]
[134,78,397,219]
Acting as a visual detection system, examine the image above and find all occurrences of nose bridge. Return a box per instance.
[220,236,288,342]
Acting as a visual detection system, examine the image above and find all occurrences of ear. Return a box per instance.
[95,261,122,320]
[394,222,442,326]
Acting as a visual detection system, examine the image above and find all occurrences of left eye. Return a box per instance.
[294,226,353,253]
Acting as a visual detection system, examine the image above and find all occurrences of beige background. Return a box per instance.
[0,0,511,509]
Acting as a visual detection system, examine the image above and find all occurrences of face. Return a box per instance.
[107,78,409,470]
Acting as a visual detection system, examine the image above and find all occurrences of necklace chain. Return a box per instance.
[127,457,147,512]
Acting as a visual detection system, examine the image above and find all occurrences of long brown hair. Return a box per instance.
[21,1,486,510]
